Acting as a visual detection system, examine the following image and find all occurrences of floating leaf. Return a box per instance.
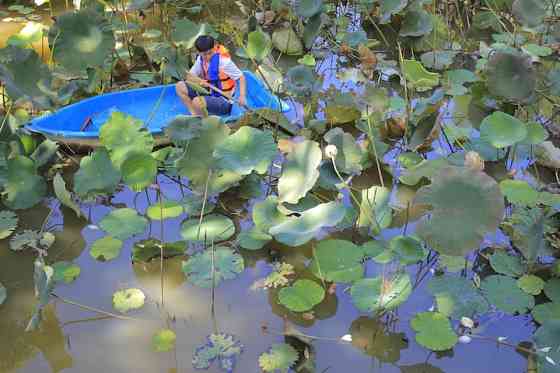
[278,140,322,204]
[253,196,289,232]
[192,333,243,371]
[214,127,277,175]
[298,54,316,66]
[400,9,433,37]
[415,166,504,256]
[544,279,560,303]
[90,236,123,261]
[3,156,46,210]
[99,208,148,240]
[272,27,304,55]
[52,261,81,284]
[73,147,121,197]
[259,343,298,372]
[152,329,176,352]
[486,51,535,102]
[237,228,272,250]
[121,153,157,192]
[182,247,244,288]
[357,186,392,235]
[53,173,82,218]
[499,179,539,206]
[132,239,184,263]
[351,272,412,313]
[402,59,440,92]
[350,316,408,362]
[0,210,18,239]
[399,158,449,186]
[489,250,527,277]
[285,65,316,96]
[518,274,545,295]
[180,214,235,242]
[278,279,325,312]
[309,239,364,282]
[324,128,364,174]
[481,275,534,314]
[112,288,145,313]
[532,302,560,324]
[427,275,489,319]
[480,111,528,149]
[269,201,346,246]
[410,312,458,351]
[246,29,272,62]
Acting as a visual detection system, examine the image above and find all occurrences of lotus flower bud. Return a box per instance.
[325,144,338,158]
[465,151,484,171]
[460,316,474,329]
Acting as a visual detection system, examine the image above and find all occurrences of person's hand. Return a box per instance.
[238,95,247,107]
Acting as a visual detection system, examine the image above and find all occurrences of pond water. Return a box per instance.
[0,1,553,373]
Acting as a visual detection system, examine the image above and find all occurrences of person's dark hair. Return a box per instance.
[195,35,215,52]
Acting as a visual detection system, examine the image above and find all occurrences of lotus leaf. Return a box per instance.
[480,111,528,149]
[489,250,527,277]
[517,274,544,295]
[420,51,457,70]
[10,230,52,252]
[486,51,535,102]
[278,279,325,312]
[112,288,145,313]
[410,312,458,351]
[309,239,364,282]
[31,139,57,168]
[278,140,322,204]
[520,122,548,145]
[237,228,272,250]
[99,208,148,240]
[400,9,433,37]
[182,194,216,217]
[444,69,478,96]
[298,54,316,66]
[504,207,549,263]
[192,333,243,371]
[0,210,18,239]
[269,201,345,246]
[481,275,534,314]
[164,115,202,145]
[272,27,304,55]
[171,19,216,49]
[48,9,115,72]
[533,320,560,373]
[379,0,408,23]
[121,153,157,192]
[152,329,176,352]
[427,275,489,318]
[26,259,54,331]
[296,0,323,17]
[53,173,82,218]
[389,235,427,265]
[52,261,81,284]
[303,13,323,49]
[415,166,504,256]
[285,65,316,95]
[499,179,539,206]
[132,239,184,262]
[90,236,123,261]
[180,214,235,242]
[73,147,121,196]
[349,317,408,363]
[0,282,5,305]
[259,343,298,372]
[402,59,440,92]
[3,156,46,210]
[324,128,364,174]
[512,0,546,27]
[438,254,467,272]
[357,186,392,236]
[182,247,244,288]
[214,127,277,175]
[351,272,412,313]
[362,240,393,263]
[146,201,183,220]
[246,29,272,61]
[99,111,154,167]
[399,158,449,186]
[532,302,560,324]
[544,279,560,303]
[253,196,289,232]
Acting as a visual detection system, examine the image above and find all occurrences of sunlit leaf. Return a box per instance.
[259,343,298,372]
[351,272,412,313]
[518,274,545,295]
[112,288,145,313]
[152,329,176,352]
[180,214,235,242]
[146,201,183,220]
[99,208,148,240]
[278,279,325,312]
[480,111,528,149]
[278,140,322,204]
[309,239,364,283]
[90,236,123,261]
[410,312,458,351]
[121,153,157,192]
[402,59,440,92]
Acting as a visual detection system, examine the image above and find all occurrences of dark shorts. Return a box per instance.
[186,84,232,115]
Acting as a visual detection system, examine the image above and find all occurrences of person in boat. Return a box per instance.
[175,35,247,117]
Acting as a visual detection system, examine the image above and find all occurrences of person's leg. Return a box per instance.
[203,96,233,116]
[175,81,205,116]
[192,96,209,117]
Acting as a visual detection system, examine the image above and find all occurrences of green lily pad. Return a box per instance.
[53,173,82,218]
[269,201,346,246]
[438,255,467,272]
[533,320,560,373]
[73,147,121,197]
[99,208,148,240]
[3,156,46,210]
[253,196,288,232]
[278,279,325,312]
[278,140,322,204]
[489,250,527,277]
[486,51,535,102]
[237,228,272,250]
[517,274,545,295]
[357,186,392,236]
[309,239,364,283]
[481,275,534,314]
[415,166,504,256]
[214,127,277,175]
[0,282,6,306]
[90,236,123,261]
[52,261,81,284]
[171,19,216,49]
[532,302,560,324]
[544,278,560,303]
[272,27,304,55]
[399,158,449,186]
[402,59,440,92]
[362,240,393,264]
[146,201,184,220]
[303,13,323,49]
[48,9,115,72]
[180,214,235,242]
[296,0,323,17]
[0,210,18,239]
[324,127,364,174]
[548,69,560,96]
[400,9,433,37]
[350,272,412,313]
[152,329,176,352]
[499,179,539,206]
[99,111,154,168]
[259,343,298,372]
[480,111,528,149]
[389,235,427,265]
[520,122,548,145]
[246,29,272,62]
[182,247,244,288]
[427,274,489,319]
[131,239,185,263]
[121,153,157,192]
[410,312,458,351]
[192,333,243,371]
[112,288,145,313]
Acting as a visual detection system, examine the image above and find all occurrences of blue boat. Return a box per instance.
[26,71,291,147]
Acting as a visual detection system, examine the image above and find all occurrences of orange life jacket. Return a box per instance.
[201,44,236,96]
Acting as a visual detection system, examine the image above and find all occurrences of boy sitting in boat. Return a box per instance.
[175,35,247,117]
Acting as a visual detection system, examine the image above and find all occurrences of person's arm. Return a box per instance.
[238,74,247,107]
[222,58,246,105]
[186,57,203,82]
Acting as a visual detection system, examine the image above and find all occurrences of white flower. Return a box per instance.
[325,144,338,158]
[460,317,474,329]
[458,335,472,344]
[340,334,352,342]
